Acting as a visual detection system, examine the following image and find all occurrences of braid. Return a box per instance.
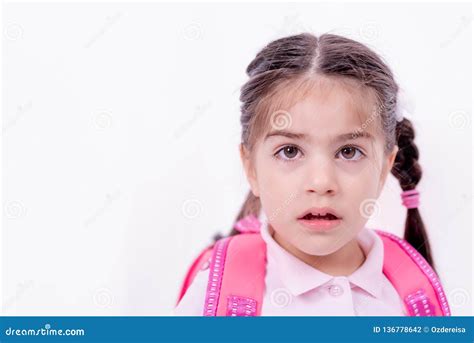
[391,118,436,271]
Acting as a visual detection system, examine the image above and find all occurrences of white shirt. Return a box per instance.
[173,222,407,316]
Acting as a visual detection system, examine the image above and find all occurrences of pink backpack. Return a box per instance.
[176,216,451,317]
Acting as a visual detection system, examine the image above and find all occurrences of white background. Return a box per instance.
[2,2,472,316]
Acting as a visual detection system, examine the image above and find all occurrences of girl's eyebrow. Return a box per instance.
[264,130,374,143]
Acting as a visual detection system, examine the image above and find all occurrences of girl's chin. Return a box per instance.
[291,237,344,256]
[296,245,342,257]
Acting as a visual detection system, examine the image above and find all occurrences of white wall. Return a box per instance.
[2,2,472,316]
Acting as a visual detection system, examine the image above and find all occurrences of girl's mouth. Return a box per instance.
[297,213,342,232]
[300,213,339,220]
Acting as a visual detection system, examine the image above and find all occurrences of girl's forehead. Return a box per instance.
[257,75,381,140]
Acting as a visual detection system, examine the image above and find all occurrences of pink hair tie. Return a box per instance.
[401,189,420,209]
[233,214,262,233]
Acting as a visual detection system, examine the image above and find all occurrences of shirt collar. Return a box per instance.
[259,219,385,299]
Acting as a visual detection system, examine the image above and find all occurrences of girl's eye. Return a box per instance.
[275,145,302,161]
[274,145,365,162]
[337,146,365,161]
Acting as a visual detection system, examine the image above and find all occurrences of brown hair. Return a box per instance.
[213,32,434,270]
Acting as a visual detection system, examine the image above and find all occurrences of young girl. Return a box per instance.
[173,32,450,316]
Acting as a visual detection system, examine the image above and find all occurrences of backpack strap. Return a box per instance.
[196,229,450,316]
[376,230,451,316]
[203,233,266,316]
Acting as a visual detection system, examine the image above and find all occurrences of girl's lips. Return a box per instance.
[297,217,342,232]
[298,207,342,220]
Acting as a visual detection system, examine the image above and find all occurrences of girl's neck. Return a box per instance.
[271,229,366,277]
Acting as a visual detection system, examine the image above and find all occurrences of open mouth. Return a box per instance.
[297,210,342,231]
[300,213,340,220]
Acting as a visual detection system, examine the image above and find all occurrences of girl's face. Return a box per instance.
[241,77,398,258]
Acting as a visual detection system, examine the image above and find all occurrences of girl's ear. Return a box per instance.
[239,143,260,198]
[377,145,399,196]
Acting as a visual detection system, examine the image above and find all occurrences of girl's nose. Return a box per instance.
[305,158,338,195]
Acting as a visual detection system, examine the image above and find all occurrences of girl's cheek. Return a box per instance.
[260,154,298,177]
[336,157,372,172]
